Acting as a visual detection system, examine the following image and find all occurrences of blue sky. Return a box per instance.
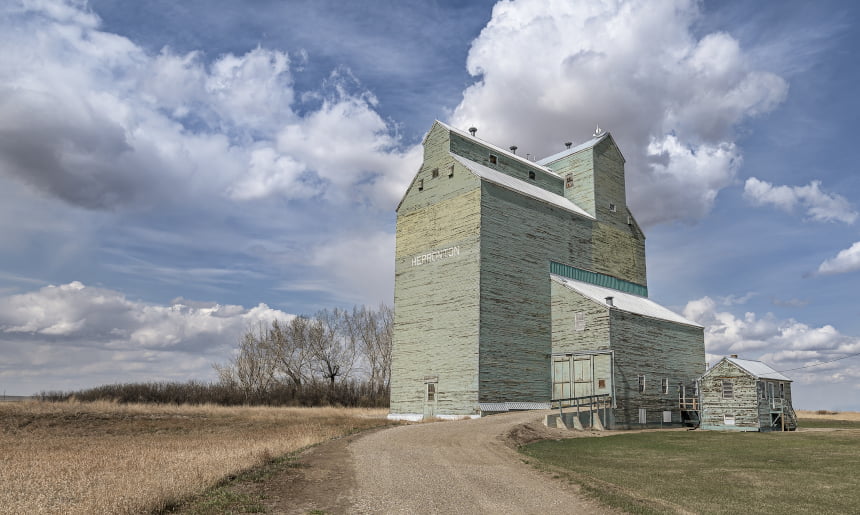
[1,0,859,410]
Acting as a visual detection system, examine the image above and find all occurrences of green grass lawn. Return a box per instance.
[521,428,860,514]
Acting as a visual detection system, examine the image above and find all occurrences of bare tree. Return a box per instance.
[308,308,356,385]
[343,304,393,389]
[266,317,312,387]
[215,322,277,400]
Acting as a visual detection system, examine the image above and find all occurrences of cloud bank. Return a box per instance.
[683,296,860,396]
[0,281,289,393]
[744,177,858,224]
[449,0,787,226]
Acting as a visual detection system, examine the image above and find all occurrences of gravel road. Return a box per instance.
[348,410,615,514]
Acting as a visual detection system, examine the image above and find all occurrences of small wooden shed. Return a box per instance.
[699,356,797,431]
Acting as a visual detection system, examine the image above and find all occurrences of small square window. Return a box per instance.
[489,154,497,165]
[609,203,617,212]
[528,171,536,180]
[418,178,424,191]
[663,410,673,423]
[724,414,736,426]
[448,164,454,177]
[431,168,439,178]
[565,174,574,188]
[598,379,606,389]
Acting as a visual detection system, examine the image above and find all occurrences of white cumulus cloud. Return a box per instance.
[817,242,860,276]
[449,0,788,226]
[0,281,292,393]
[744,177,858,224]
[682,296,860,392]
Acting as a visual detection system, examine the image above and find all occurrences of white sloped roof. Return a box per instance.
[550,274,702,327]
[725,357,792,381]
[433,120,559,179]
[453,154,594,219]
[536,133,608,165]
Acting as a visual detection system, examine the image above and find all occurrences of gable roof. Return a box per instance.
[550,274,701,327]
[717,357,792,381]
[453,155,594,219]
[431,120,560,179]
[536,131,625,166]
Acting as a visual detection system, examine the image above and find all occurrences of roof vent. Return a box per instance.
[526,153,531,160]
[730,354,738,359]
[565,142,572,149]
[605,296,614,307]
[509,145,518,154]
[468,127,477,137]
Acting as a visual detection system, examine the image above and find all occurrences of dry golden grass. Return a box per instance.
[0,401,389,514]
[796,409,860,422]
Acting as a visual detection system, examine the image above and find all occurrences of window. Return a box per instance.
[573,312,585,332]
[448,164,455,177]
[759,381,766,399]
[598,379,606,389]
[528,171,536,180]
[638,375,645,393]
[779,383,785,399]
[638,408,647,424]
[431,168,439,178]
[692,381,699,396]
[722,380,734,399]
[418,179,424,191]
[663,411,673,423]
[488,154,498,164]
[609,203,617,212]
[724,414,736,426]
[565,174,574,188]
[661,378,669,394]
[426,382,436,402]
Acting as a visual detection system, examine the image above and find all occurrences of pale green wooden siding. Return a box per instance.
[449,132,564,193]
[391,124,482,417]
[392,122,703,421]
[609,311,705,428]
[550,280,610,355]
[546,148,596,216]
[478,183,595,403]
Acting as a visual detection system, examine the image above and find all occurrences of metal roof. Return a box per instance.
[536,133,608,165]
[432,120,559,178]
[550,274,702,327]
[723,357,792,381]
[453,154,594,219]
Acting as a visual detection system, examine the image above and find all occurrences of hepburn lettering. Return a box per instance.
[411,246,460,266]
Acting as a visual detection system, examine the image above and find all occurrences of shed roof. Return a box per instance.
[453,154,594,219]
[721,357,792,382]
[550,274,701,327]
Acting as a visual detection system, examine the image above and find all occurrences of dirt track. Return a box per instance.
[251,410,615,514]
[347,410,613,514]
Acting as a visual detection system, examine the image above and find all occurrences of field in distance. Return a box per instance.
[0,401,390,514]
[521,412,860,514]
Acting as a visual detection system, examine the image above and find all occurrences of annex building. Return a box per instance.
[389,120,706,428]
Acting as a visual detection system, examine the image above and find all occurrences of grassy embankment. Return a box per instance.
[521,411,860,514]
[0,401,391,514]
